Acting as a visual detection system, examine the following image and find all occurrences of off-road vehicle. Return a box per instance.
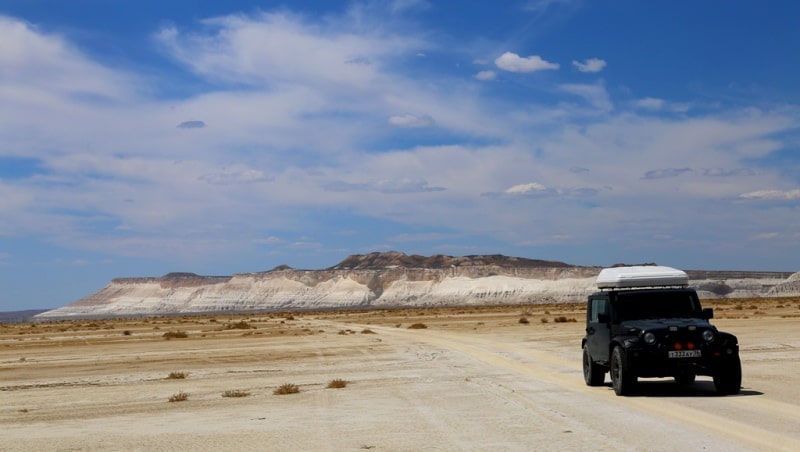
[582,266,742,396]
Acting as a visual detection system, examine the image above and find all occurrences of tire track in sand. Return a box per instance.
[357,323,800,452]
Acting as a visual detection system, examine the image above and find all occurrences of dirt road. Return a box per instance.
[1,304,798,451]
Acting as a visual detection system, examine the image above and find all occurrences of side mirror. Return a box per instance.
[702,308,714,320]
[597,313,609,324]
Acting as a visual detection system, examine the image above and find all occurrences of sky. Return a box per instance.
[1,0,799,311]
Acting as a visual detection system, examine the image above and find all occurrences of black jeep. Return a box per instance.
[582,270,742,396]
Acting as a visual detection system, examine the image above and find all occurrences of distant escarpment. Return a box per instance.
[36,252,799,319]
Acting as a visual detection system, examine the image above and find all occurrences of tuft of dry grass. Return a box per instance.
[162,330,188,339]
[168,391,190,402]
[222,389,251,398]
[224,320,252,330]
[167,371,188,380]
[360,328,377,334]
[408,323,428,329]
[274,383,300,395]
[553,316,577,323]
[327,378,348,389]
[540,317,549,324]
[519,317,530,324]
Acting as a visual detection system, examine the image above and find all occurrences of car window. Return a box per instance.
[615,291,701,321]
[590,298,607,322]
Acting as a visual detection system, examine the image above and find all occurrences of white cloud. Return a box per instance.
[475,70,497,81]
[0,16,135,102]
[572,58,606,73]
[155,12,421,89]
[495,52,559,73]
[634,97,666,110]
[559,82,612,112]
[739,189,800,201]
[505,182,548,194]
[388,113,434,128]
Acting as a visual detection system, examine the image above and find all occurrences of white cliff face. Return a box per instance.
[35,265,800,319]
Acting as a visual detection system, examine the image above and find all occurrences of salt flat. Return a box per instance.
[2,300,799,451]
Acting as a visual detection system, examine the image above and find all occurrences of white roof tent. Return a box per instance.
[596,266,689,290]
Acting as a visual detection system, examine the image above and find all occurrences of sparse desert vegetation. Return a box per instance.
[222,389,251,398]
[168,391,190,402]
[274,383,300,395]
[162,330,189,339]
[327,378,348,389]
[2,298,799,449]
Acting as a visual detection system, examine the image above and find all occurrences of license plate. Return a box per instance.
[669,350,701,358]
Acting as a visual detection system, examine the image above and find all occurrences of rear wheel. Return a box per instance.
[583,345,605,386]
[610,346,636,396]
[713,355,742,395]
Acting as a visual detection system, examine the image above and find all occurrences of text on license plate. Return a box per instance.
[669,350,701,358]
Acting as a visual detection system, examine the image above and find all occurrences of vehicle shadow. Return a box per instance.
[602,380,763,397]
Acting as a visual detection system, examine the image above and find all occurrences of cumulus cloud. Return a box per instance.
[495,52,559,73]
[572,58,606,73]
[475,70,497,81]
[388,114,434,128]
[739,189,800,201]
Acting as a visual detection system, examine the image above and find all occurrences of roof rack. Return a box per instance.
[596,266,689,290]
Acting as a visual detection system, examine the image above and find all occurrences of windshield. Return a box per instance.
[614,290,702,321]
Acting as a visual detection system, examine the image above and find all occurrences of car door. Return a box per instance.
[586,295,611,364]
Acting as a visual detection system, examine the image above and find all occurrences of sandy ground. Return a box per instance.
[1,299,799,451]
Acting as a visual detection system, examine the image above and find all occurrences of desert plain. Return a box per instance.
[1,298,799,451]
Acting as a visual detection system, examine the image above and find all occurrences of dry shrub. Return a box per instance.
[519,317,530,324]
[168,391,190,402]
[162,330,188,339]
[222,389,251,398]
[224,320,252,330]
[274,383,300,395]
[408,323,428,329]
[167,371,188,380]
[540,318,549,324]
[327,379,348,389]
[122,330,132,336]
[360,328,376,334]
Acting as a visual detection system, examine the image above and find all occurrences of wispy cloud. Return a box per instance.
[388,114,434,128]
[572,58,606,73]
[740,189,800,201]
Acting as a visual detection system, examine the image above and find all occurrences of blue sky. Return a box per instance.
[1,0,799,311]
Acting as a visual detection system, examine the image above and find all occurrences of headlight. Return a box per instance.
[644,332,656,344]
[702,329,715,343]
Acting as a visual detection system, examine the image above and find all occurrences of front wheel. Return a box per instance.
[610,346,636,396]
[713,355,742,395]
[583,345,605,386]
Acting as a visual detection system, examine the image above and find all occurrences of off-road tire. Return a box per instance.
[713,355,742,395]
[583,345,605,386]
[610,346,636,396]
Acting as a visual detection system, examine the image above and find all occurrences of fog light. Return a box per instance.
[702,330,715,343]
